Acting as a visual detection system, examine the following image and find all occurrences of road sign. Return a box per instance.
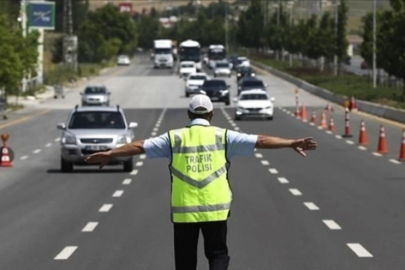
[119,2,133,14]
[27,1,55,30]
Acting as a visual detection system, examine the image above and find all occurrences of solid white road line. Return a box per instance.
[55,137,61,142]
[99,204,113,212]
[345,140,354,145]
[289,189,302,196]
[372,152,382,157]
[335,135,342,139]
[54,246,78,260]
[45,143,52,147]
[347,243,373,258]
[139,154,146,159]
[136,161,143,167]
[123,179,132,185]
[112,190,124,198]
[277,177,289,184]
[82,222,98,232]
[358,146,367,150]
[389,159,401,164]
[261,160,269,166]
[33,149,41,154]
[268,168,278,174]
[20,155,28,160]
[304,202,319,210]
[255,153,263,158]
[323,220,342,230]
[130,169,138,175]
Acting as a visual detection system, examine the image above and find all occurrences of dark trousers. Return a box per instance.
[173,220,230,270]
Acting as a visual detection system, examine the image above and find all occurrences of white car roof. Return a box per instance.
[180,61,196,65]
[240,89,268,95]
[188,72,207,77]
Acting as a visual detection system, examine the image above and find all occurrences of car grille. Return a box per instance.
[80,138,113,144]
[246,108,262,112]
[206,91,221,98]
[81,149,111,155]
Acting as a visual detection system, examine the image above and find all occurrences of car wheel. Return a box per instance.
[185,92,190,98]
[267,116,274,121]
[225,100,230,106]
[123,157,134,172]
[235,116,241,121]
[61,157,73,172]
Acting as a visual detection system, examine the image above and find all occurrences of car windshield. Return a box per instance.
[240,94,268,100]
[216,63,229,68]
[189,75,206,80]
[239,67,252,73]
[84,87,106,94]
[203,80,226,87]
[182,63,194,68]
[119,56,128,59]
[237,58,247,64]
[69,111,125,129]
[242,81,264,87]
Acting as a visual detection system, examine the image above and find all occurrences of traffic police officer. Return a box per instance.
[85,94,317,270]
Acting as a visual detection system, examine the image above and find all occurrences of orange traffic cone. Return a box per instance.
[349,96,358,112]
[328,117,335,132]
[318,111,327,129]
[301,104,307,122]
[295,105,301,118]
[398,129,405,161]
[325,103,334,113]
[1,146,12,167]
[377,125,388,154]
[358,120,368,146]
[310,111,316,125]
[342,108,353,138]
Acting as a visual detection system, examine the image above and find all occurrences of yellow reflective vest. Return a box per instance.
[168,126,232,223]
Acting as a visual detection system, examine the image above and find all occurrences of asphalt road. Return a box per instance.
[1,54,405,270]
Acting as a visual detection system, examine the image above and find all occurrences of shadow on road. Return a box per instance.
[47,168,128,174]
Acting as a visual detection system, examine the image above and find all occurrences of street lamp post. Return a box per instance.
[333,0,339,76]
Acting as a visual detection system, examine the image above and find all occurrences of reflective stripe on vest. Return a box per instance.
[169,126,232,223]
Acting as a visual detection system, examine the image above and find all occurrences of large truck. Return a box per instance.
[153,39,174,69]
[179,39,202,71]
[207,44,226,69]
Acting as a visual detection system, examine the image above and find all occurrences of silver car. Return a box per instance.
[81,85,110,106]
[213,61,232,77]
[57,105,138,172]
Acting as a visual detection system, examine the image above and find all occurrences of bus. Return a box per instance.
[179,39,202,71]
[207,44,226,69]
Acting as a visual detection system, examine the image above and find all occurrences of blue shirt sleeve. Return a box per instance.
[226,130,258,160]
[143,132,171,159]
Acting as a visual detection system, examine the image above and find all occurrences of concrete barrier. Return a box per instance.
[251,60,405,124]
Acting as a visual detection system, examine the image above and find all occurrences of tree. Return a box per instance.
[316,12,335,71]
[236,0,264,49]
[336,0,349,73]
[137,15,159,49]
[50,0,89,33]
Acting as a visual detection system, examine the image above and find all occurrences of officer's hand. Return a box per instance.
[291,137,317,157]
[85,151,111,169]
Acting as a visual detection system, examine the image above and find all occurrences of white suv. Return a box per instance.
[57,105,138,172]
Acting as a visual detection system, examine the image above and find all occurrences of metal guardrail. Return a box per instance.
[0,96,7,120]
[251,60,405,124]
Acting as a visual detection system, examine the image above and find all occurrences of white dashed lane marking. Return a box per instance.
[123,179,132,185]
[139,154,146,159]
[136,161,143,167]
[54,246,78,260]
[268,168,278,174]
[347,243,373,258]
[261,160,269,166]
[45,143,52,147]
[289,189,302,196]
[358,146,367,150]
[277,177,289,184]
[153,127,158,132]
[20,155,28,160]
[389,159,401,164]
[304,202,319,210]
[234,127,240,131]
[345,140,354,145]
[335,135,342,139]
[33,149,41,154]
[325,130,332,134]
[130,169,138,175]
[323,220,342,230]
[55,137,61,142]
[112,190,124,198]
[82,222,98,232]
[99,204,113,212]
[255,153,263,158]
[372,152,382,157]
[151,132,157,136]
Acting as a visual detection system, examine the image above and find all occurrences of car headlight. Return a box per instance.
[117,135,130,144]
[237,106,245,111]
[251,73,256,77]
[62,133,76,145]
[265,106,272,110]
[220,90,229,95]
[237,73,241,77]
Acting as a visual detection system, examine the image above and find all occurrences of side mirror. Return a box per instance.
[57,123,66,130]
[129,122,138,129]
[270,97,275,102]
[233,97,238,103]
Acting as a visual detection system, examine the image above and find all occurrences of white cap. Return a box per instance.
[189,94,213,114]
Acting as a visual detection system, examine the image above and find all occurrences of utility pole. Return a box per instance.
[20,0,28,92]
[333,0,339,76]
[289,2,294,67]
[372,0,377,88]
[225,3,228,53]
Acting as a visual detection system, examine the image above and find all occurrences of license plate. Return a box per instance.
[85,145,107,151]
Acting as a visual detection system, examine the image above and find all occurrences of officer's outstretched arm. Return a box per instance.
[255,135,317,157]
